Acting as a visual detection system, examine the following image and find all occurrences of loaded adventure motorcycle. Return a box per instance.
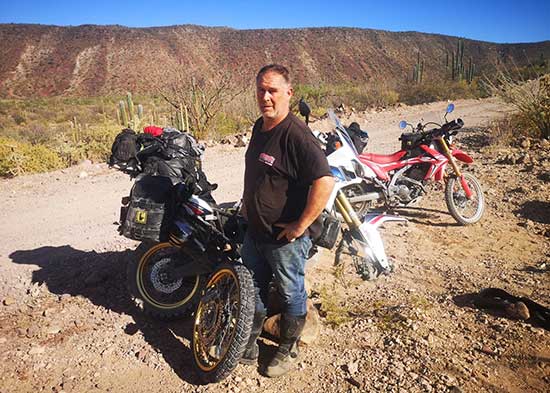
[330,103,485,225]
[110,117,403,383]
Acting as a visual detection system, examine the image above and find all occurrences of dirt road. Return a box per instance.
[0,97,548,393]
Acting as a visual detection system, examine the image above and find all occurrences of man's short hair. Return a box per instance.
[256,64,291,84]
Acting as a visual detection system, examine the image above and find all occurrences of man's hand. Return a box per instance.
[275,175,335,242]
[275,221,306,242]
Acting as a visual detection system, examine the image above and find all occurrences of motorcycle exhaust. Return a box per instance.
[348,192,381,204]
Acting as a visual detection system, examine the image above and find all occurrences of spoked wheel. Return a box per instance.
[126,242,204,319]
[344,183,371,217]
[192,263,254,384]
[445,173,485,225]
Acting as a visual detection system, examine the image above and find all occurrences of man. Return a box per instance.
[240,64,334,377]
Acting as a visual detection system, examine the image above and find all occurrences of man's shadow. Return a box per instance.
[9,245,203,385]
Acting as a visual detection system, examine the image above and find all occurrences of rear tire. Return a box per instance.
[126,241,204,320]
[445,173,485,225]
[192,263,254,383]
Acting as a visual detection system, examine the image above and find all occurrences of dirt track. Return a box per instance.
[0,98,549,393]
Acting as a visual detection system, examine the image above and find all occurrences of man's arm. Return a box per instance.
[276,175,335,242]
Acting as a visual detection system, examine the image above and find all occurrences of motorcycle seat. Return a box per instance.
[358,151,406,164]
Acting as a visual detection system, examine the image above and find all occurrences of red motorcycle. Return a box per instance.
[347,103,485,225]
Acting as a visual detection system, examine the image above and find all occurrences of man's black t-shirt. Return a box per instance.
[243,113,331,243]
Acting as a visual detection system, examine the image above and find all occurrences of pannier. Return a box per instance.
[120,175,174,242]
[313,211,341,250]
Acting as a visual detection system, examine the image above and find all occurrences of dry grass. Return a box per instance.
[485,71,550,139]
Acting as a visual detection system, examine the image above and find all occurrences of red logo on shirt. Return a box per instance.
[259,153,276,166]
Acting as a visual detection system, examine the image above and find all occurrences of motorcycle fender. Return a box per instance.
[355,214,407,271]
[452,149,474,164]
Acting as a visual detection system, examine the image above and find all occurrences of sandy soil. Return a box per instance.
[0,97,548,393]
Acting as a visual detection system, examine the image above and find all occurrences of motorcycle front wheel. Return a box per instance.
[126,241,204,320]
[343,183,371,217]
[445,173,485,225]
[192,263,254,383]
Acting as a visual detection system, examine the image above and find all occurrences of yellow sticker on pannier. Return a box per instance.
[135,210,147,224]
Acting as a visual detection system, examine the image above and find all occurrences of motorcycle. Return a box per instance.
[117,115,404,383]
[340,103,485,225]
[301,104,406,279]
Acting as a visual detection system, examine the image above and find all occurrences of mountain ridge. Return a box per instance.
[1,23,548,97]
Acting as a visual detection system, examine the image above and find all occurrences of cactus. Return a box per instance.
[412,52,424,83]
[126,92,134,122]
[152,105,159,124]
[116,92,144,130]
[450,39,466,81]
[466,57,475,84]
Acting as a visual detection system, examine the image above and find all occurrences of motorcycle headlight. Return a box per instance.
[330,167,346,182]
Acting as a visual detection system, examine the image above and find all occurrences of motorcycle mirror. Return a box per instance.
[299,98,311,118]
[446,103,455,113]
[399,120,407,129]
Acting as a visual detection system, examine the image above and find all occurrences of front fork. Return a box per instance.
[333,189,405,274]
[438,137,473,199]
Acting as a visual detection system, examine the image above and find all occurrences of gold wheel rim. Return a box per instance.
[193,268,241,372]
[136,242,200,310]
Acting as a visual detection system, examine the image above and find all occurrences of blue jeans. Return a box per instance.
[241,231,312,317]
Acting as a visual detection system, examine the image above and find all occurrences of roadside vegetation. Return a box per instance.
[0,63,548,177]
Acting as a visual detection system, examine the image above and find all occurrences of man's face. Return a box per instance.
[256,71,293,124]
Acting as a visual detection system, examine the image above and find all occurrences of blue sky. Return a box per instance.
[0,0,548,44]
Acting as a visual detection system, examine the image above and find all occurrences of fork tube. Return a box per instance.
[335,190,362,229]
[438,137,462,177]
[438,138,473,198]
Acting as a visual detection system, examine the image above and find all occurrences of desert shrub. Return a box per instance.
[11,113,26,125]
[486,72,550,139]
[399,79,485,106]
[0,137,63,177]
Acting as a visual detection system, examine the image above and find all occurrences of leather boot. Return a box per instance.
[263,313,306,378]
[240,310,266,365]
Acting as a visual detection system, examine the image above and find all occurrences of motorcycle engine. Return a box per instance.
[390,177,424,204]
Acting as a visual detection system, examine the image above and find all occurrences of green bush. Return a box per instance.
[0,137,63,177]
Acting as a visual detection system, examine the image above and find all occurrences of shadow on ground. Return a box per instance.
[514,200,550,224]
[9,245,203,385]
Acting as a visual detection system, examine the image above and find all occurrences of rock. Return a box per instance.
[29,346,46,355]
[234,135,248,148]
[46,326,62,335]
[135,349,148,362]
[345,360,359,375]
[448,385,463,393]
[3,297,15,306]
[504,301,530,320]
[263,299,320,345]
[26,325,41,338]
[346,377,362,388]
[478,345,497,356]
[520,139,531,149]
[78,171,88,179]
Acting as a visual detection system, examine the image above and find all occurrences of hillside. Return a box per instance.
[1,23,549,97]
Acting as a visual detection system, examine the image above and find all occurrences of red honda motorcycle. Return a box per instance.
[347,103,485,225]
